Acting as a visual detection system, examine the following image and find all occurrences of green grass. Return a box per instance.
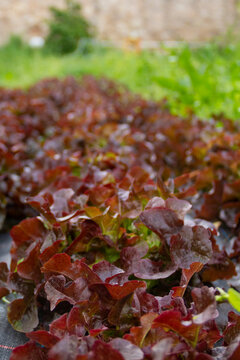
[1,37,240,120]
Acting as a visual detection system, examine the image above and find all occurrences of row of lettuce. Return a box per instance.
[1,77,240,359]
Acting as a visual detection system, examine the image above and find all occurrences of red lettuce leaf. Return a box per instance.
[10,217,47,271]
[92,261,124,282]
[17,242,42,283]
[44,275,91,310]
[10,341,47,360]
[110,338,144,360]
[201,251,237,282]
[224,312,240,345]
[170,226,212,269]
[41,254,100,284]
[8,297,39,332]
[139,207,183,243]
[0,262,10,298]
[48,335,79,360]
[152,310,202,345]
[65,220,102,255]
[191,286,219,325]
[27,330,60,348]
[124,313,159,347]
[88,340,125,360]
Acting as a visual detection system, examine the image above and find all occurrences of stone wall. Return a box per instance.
[0,0,237,45]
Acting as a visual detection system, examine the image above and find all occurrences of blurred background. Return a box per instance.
[0,0,237,45]
[0,0,240,120]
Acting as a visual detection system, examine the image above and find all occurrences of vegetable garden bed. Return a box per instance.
[1,76,240,359]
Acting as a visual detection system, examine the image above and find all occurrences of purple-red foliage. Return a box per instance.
[0,77,239,359]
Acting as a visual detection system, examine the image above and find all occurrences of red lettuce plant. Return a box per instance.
[0,77,240,359]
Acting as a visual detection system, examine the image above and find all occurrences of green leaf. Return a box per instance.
[215,287,229,302]
[228,288,240,312]
[104,247,120,263]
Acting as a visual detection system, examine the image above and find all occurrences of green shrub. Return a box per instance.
[44,0,92,54]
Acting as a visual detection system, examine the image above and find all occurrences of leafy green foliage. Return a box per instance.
[44,0,92,54]
[228,289,240,312]
[2,37,240,119]
[216,288,240,312]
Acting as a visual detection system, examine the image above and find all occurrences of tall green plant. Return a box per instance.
[45,0,92,54]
